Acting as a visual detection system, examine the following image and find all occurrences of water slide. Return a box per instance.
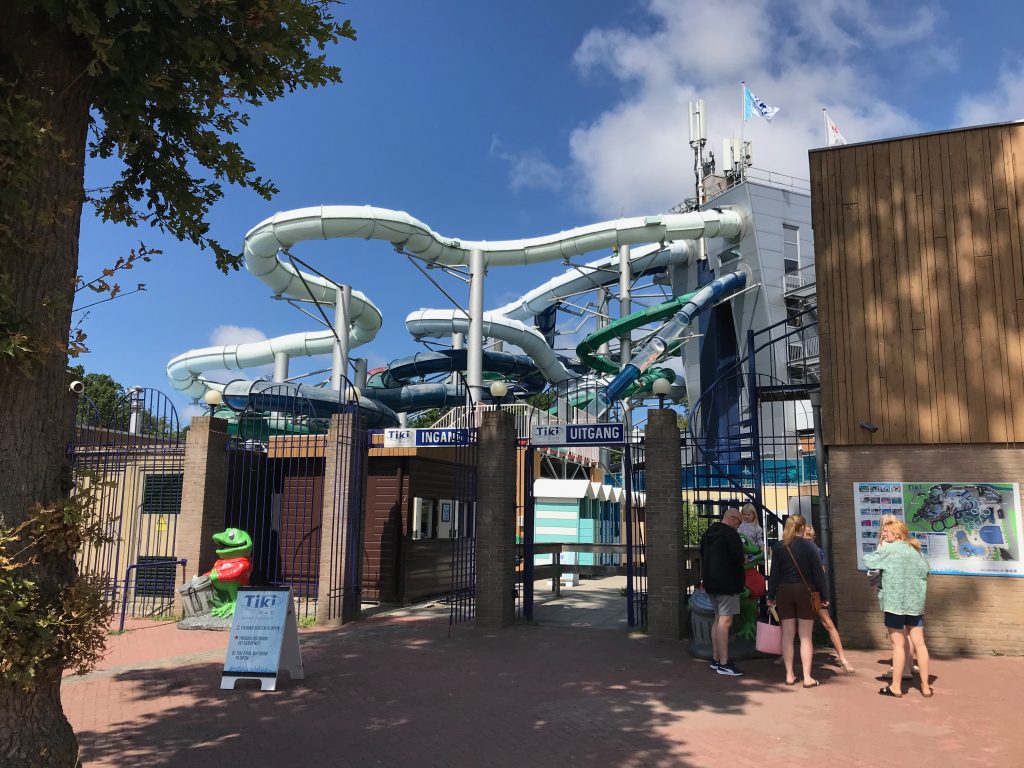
[364,349,546,412]
[601,270,749,403]
[166,205,744,422]
[403,239,695,385]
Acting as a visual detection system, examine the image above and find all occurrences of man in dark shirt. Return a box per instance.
[699,506,746,676]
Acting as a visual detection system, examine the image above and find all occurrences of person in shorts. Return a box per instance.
[863,519,932,698]
[699,507,746,676]
[767,515,829,687]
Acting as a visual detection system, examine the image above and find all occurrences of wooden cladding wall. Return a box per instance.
[810,122,1024,446]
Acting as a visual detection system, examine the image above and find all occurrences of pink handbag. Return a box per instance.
[755,606,782,655]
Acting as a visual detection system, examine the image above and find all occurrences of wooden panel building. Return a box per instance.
[810,121,1024,654]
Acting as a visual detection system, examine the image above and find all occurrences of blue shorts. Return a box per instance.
[884,612,924,629]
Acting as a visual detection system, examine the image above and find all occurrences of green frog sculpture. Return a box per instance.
[735,533,766,641]
[206,528,253,618]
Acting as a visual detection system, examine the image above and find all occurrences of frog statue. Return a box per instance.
[735,532,766,641]
[206,528,253,618]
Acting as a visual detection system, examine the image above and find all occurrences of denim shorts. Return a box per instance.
[884,612,924,629]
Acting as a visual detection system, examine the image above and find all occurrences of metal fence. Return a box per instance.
[70,388,185,619]
[223,383,365,623]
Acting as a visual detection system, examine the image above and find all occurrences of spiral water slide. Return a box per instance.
[166,205,744,422]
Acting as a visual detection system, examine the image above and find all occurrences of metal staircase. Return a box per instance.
[684,306,821,539]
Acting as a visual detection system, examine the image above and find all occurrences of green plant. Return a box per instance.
[298,615,317,629]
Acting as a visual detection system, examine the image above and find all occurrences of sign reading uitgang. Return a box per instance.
[383,428,472,448]
[530,423,625,447]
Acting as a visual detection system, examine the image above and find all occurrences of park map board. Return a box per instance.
[853,482,1024,577]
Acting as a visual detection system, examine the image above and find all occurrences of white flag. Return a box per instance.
[824,111,847,146]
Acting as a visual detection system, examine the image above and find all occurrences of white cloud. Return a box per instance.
[209,324,268,346]
[956,61,1024,126]
[566,0,951,218]
[489,136,564,192]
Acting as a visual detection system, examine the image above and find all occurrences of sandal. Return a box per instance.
[784,678,798,686]
[838,658,857,674]
[803,680,820,688]
[921,688,935,698]
[879,686,902,698]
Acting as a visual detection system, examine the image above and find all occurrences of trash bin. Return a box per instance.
[688,589,715,659]
[687,588,760,660]
[178,574,213,618]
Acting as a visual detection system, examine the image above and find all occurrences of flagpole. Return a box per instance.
[740,81,745,179]
[822,108,828,147]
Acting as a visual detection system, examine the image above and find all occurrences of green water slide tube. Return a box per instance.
[575,290,699,399]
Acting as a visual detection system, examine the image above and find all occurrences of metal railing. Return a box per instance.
[783,263,817,294]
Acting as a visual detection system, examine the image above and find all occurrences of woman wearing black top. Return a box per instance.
[767,515,829,688]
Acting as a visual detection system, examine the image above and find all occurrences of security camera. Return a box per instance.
[69,380,85,394]
[859,421,879,433]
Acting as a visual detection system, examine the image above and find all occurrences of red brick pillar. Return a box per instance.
[178,416,230,607]
[475,409,516,629]
[316,411,366,625]
[645,409,685,640]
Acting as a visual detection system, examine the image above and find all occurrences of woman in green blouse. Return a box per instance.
[863,519,933,699]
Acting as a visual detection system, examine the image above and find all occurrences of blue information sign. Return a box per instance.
[531,422,625,446]
[383,428,471,448]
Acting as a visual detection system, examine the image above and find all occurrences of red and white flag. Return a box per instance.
[824,110,847,146]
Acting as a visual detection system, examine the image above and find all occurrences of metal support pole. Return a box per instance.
[273,352,290,383]
[810,388,832,583]
[618,245,632,432]
[354,358,368,390]
[597,287,610,356]
[524,446,535,621]
[624,446,636,627]
[331,285,352,392]
[467,248,485,402]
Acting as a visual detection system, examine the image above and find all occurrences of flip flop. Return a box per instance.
[803,680,820,688]
[784,678,798,686]
[921,689,935,698]
[879,686,902,698]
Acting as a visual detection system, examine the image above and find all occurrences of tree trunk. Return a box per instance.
[0,6,93,766]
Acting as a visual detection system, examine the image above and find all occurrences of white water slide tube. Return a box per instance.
[406,240,695,384]
[166,205,743,401]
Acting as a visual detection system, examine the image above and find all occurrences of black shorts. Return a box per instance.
[884,612,924,629]
[775,582,817,621]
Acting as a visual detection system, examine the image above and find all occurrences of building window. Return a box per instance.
[783,224,800,274]
[141,473,183,515]
[133,555,179,597]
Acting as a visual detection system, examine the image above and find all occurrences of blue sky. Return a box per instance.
[74,0,1024,419]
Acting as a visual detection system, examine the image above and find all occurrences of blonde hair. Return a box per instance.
[804,524,816,538]
[881,519,922,552]
[782,514,807,546]
[740,503,758,524]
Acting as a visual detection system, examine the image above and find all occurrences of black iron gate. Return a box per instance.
[224,383,366,624]
[446,381,478,629]
[70,387,185,618]
[519,417,646,629]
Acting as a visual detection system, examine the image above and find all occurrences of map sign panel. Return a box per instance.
[853,481,1023,577]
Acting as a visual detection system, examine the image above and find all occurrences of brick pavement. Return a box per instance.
[63,611,1024,768]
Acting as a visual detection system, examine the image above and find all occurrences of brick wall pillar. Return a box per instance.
[475,410,516,629]
[316,411,366,625]
[178,416,230,608]
[645,409,685,640]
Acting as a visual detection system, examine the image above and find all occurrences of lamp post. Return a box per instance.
[652,377,671,410]
[203,388,223,418]
[489,380,508,408]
